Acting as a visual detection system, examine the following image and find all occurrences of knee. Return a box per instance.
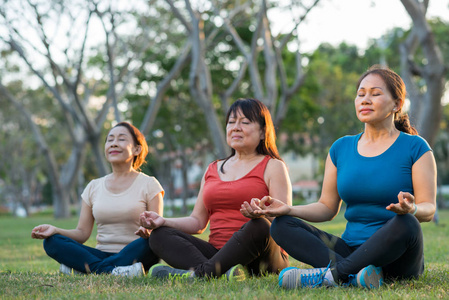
[271,215,293,241]
[248,218,271,235]
[391,214,422,238]
[43,234,64,257]
[148,227,172,251]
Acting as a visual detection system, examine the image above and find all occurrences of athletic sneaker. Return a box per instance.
[111,262,145,277]
[148,263,194,281]
[278,264,336,289]
[222,264,247,282]
[59,264,84,275]
[348,265,383,289]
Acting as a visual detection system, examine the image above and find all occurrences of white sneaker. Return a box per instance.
[278,263,336,289]
[59,264,84,275]
[111,262,145,277]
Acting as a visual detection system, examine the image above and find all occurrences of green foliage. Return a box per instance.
[1,211,448,299]
[279,43,366,157]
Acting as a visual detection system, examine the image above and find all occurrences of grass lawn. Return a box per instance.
[1,210,448,299]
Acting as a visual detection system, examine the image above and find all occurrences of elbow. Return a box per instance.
[194,222,208,234]
[76,230,90,244]
[324,207,340,222]
[419,213,435,223]
[195,228,206,234]
[418,215,434,223]
[77,236,89,244]
[417,204,436,223]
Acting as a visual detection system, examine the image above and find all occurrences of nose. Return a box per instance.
[231,121,241,131]
[361,95,371,105]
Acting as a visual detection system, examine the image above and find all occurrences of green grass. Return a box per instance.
[1,211,448,299]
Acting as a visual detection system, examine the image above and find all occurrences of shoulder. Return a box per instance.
[399,133,432,161]
[206,159,220,173]
[332,133,361,147]
[329,133,361,165]
[137,172,159,183]
[81,176,106,205]
[136,173,165,199]
[400,132,431,147]
[137,172,163,188]
[84,176,105,191]
[265,157,288,175]
[330,133,361,153]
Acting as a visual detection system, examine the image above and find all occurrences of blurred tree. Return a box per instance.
[0,0,165,217]
[399,0,445,146]
[159,0,321,157]
[0,81,47,216]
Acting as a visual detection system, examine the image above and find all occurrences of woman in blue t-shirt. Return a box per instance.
[252,65,437,289]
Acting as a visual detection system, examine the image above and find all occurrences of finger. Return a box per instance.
[402,192,415,206]
[250,198,261,206]
[249,200,261,211]
[397,192,405,204]
[241,202,250,212]
[259,196,272,207]
[148,219,158,229]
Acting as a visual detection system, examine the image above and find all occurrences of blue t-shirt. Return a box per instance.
[329,131,431,247]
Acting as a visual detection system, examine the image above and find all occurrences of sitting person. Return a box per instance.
[31,122,164,277]
[140,98,291,280]
[255,65,437,289]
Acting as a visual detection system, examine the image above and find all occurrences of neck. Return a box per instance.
[232,151,260,161]
[110,163,136,178]
[362,124,399,142]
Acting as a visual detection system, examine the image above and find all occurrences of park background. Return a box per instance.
[1,0,448,299]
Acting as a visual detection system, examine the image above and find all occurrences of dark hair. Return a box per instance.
[111,122,149,171]
[220,98,282,173]
[356,65,418,135]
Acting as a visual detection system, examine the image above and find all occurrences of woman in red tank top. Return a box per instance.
[141,98,292,280]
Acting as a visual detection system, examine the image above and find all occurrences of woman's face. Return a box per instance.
[226,109,264,152]
[104,126,139,165]
[355,74,398,125]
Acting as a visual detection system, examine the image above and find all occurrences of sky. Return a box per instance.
[271,0,449,53]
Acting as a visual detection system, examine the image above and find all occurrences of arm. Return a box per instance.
[140,175,210,234]
[386,151,437,222]
[31,201,94,243]
[257,154,342,222]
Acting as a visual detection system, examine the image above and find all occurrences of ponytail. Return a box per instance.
[394,113,418,135]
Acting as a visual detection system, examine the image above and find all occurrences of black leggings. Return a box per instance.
[149,218,289,277]
[270,214,424,282]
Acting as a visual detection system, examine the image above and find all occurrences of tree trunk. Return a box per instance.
[400,0,445,146]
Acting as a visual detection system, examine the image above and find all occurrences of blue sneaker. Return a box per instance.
[348,265,383,289]
[278,264,336,289]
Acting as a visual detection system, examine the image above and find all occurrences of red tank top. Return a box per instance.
[202,156,270,249]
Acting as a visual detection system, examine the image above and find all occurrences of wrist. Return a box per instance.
[411,203,418,216]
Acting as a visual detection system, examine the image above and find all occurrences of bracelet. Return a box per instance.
[411,203,418,216]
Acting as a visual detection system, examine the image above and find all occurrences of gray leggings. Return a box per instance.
[270,214,424,282]
[149,218,289,277]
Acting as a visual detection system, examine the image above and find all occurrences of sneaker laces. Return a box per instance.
[345,274,357,287]
[300,263,331,287]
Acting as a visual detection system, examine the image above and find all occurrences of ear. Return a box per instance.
[134,145,142,155]
[395,98,405,111]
